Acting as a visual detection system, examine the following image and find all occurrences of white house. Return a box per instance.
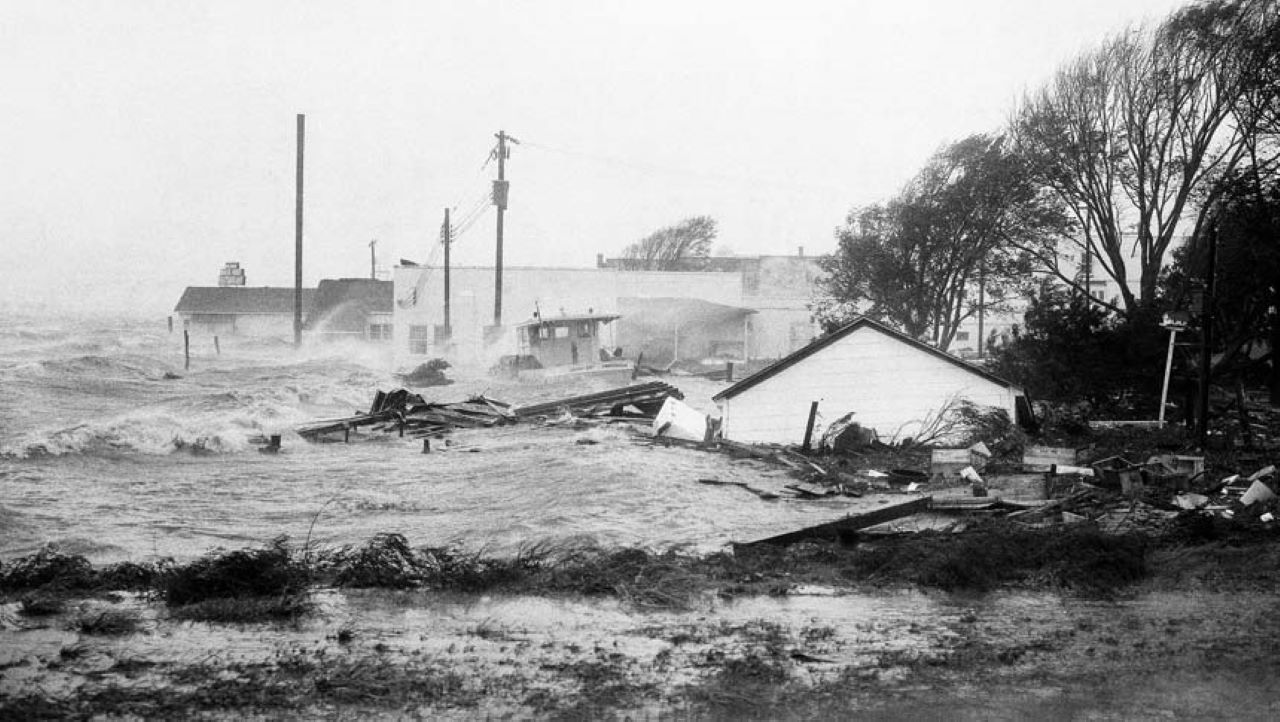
[713,317,1028,445]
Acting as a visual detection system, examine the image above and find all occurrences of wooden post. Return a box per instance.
[1197,216,1218,447]
[167,316,173,333]
[422,438,431,453]
[344,426,350,443]
[1158,328,1177,426]
[214,335,221,355]
[442,207,451,336]
[493,131,509,327]
[294,113,305,348]
[183,330,190,370]
[801,401,819,452]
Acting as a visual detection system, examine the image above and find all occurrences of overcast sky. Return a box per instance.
[1,0,1190,317]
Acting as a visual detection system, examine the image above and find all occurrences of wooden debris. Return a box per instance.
[696,478,779,500]
[298,383,681,443]
[513,381,683,420]
[740,496,933,547]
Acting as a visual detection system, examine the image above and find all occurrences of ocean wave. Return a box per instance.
[0,402,313,459]
[37,354,176,380]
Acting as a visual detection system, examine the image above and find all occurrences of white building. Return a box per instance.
[713,317,1028,445]
[391,256,823,367]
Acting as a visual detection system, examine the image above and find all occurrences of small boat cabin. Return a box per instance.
[516,312,621,368]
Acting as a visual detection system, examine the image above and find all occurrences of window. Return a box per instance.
[409,325,430,355]
[955,331,970,341]
[554,326,569,338]
[367,324,392,342]
[434,325,452,344]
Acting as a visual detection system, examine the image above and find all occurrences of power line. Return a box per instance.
[521,138,848,196]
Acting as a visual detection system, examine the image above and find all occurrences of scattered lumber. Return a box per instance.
[697,478,779,501]
[512,381,683,420]
[297,383,681,442]
[739,496,933,547]
[297,389,514,441]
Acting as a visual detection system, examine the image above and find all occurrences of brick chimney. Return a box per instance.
[218,262,246,287]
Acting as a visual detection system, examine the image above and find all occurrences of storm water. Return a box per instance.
[0,314,866,564]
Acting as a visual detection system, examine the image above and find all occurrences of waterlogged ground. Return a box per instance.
[3,585,1280,719]
[6,317,1280,717]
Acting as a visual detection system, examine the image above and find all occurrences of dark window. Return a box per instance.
[409,325,430,354]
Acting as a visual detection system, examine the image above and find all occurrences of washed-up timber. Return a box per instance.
[739,496,933,547]
[295,382,685,441]
[512,381,683,420]
[295,389,514,441]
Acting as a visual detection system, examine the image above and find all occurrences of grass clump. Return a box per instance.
[842,520,1147,594]
[542,545,704,609]
[159,536,310,621]
[0,545,95,593]
[18,594,67,616]
[331,533,430,588]
[73,608,142,636]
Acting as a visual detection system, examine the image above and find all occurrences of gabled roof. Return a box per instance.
[713,316,1020,401]
[175,287,315,315]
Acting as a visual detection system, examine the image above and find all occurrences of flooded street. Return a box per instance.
[5,316,1280,718]
[0,316,872,562]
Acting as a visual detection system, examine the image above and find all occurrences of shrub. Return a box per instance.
[160,536,307,606]
[0,546,94,592]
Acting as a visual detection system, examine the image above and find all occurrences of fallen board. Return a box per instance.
[737,496,932,547]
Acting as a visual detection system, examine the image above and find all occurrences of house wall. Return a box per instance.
[741,256,822,359]
[393,265,741,365]
[180,313,296,339]
[719,325,1020,445]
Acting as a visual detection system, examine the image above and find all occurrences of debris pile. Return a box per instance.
[295,382,685,442]
[512,381,683,421]
[296,389,514,441]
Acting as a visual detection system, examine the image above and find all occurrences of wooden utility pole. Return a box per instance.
[1197,218,1219,447]
[442,208,452,334]
[976,265,986,357]
[492,130,515,327]
[368,239,377,280]
[294,114,305,348]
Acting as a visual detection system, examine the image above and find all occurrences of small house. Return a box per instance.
[304,278,394,341]
[516,312,621,368]
[713,317,1029,445]
[174,287,315,338]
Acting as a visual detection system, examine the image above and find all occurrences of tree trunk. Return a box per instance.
[1271,285,1280,406]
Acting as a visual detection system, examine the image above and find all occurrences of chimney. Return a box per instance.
[797,246,805,258]
[218,262,246,287]
[596,253,605,268]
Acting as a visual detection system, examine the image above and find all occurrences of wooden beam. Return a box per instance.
[739,496,932,547]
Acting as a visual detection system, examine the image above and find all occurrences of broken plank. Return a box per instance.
[739,496,933,547]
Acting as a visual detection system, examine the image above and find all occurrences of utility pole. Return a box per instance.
[1196,215,1219,447]
[294,113,305,348]
[368,239,377,280]
[441,208,451,335]
[976,264,986,357]
[492,130,516,328]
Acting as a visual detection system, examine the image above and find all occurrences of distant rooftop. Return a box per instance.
[175,287,316,315]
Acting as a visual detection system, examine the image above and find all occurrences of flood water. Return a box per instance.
[0,314,869,563]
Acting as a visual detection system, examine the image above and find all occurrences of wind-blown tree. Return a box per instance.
[1165,168,1280,401]
[1010,0,1279,315]
[618,216,717,271]
[818,134,1066,351]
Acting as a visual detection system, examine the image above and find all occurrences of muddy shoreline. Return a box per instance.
[4,524,1279,720]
